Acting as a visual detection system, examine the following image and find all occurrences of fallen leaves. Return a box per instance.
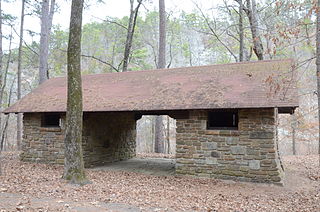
[0,188,7,193]
[0,152,319,211]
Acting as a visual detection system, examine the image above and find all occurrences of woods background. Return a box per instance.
[0,0,318,156]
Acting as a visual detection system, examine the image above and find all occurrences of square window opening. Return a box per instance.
[41,113,60,128]
[207,110,238,130]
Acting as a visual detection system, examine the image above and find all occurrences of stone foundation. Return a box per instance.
[175,109,284,184]
[21,112,136,167]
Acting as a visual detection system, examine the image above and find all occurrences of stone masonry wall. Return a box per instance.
[21,112,136,167]
[82,112,136,167]
[21,113,65,164]
[176,109,283,184]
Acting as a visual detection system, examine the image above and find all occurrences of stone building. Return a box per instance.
[4,59,298,184]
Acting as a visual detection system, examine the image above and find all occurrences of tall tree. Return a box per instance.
[39,0,56,84]
[237,0,244,61]
[316,0,320,162]
[17,0,25,150]
[122,0,142,72]
[244,0,264,60]
[0,0,2,86]
[63,0,87,185]
[291,114,297,155]
[0,26,13,151]
[158,0,166,69]
[155,0,166,153]
[0,0,3,175]
[0,0,2,136]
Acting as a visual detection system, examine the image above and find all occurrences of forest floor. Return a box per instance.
[0,152,319,212]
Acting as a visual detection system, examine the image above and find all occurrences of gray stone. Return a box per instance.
[249,160,261,170]
[202,142,217,150]
[211,151,220,158]
[226,137,239,145]
[249,132,273,139]
[206,157,218,165]
[230,146,246,155]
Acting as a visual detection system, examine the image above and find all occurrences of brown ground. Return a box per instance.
[0,152,319,212]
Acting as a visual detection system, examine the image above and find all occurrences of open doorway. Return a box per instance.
[136,115,176,157]
[93,115,177,176]
[91,114,177,176]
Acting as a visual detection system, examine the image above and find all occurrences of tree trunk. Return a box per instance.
[17,0,25,150]
[154,0,166,153]
[0,26,13,151]
[238,0,244,61]
[0,0,2,176]
[63,0,87,185]
[166,115,170,154]
[0,0,2,96]
[39,0,56,84]
[1,78,15,151]
[245,0,264,60]
[316,0,320,164]
[158,0,166,69]
[291,114,296,155]
[0,0,3,148]
[122,0,142,72]
[155,115,164,153]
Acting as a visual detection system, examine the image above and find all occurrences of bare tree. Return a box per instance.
[158,0,166,69]
[0,0,3,142]
[291,114,296,155]
[0,26,13,141]
[194,2,238,62]
[155,0,166,153]
[317,0,320,163]
[244,0,264,60]
[39,0,56,84]
[0,0,3,175]
[122,0,142,72]
[63,0,87,185]
[0,0,2,92]
[17,0,25,150]
[236,0,244,61]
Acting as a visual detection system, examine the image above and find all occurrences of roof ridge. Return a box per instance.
[46,58,293,80]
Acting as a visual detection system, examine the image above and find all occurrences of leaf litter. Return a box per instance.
[0,152,319,211]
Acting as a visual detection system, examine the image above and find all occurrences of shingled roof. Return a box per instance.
[4,59,298,113]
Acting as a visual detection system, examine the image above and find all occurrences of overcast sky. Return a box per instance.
[2,0,222,48]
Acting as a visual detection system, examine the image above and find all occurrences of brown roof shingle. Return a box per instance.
[4,59,298,113]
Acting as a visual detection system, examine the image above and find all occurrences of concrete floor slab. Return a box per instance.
[91,158,176,176]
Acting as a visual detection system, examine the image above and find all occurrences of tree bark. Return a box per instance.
[245,0,264,60]
[0,26,12,150]
[0,0,2,92]
[0,0,2,176]
[0,0,3,147]
[122,0,142,72]
[39,0,56,84]
[291,114,296,155]
[166,115,170,154]
[17,0,25,150]
[154,0,166,153]
[238,0,244,61]
[316,0,320,164]
[155,116,164,153]
[63,0,87,185]
[158,0,166,69]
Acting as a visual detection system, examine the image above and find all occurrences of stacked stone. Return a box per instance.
[176,109,283,184]
[21,112,136,168]
[21,113,65,164]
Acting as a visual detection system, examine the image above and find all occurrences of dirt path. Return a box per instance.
[0,192,142,212]
[0,153,319,211]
